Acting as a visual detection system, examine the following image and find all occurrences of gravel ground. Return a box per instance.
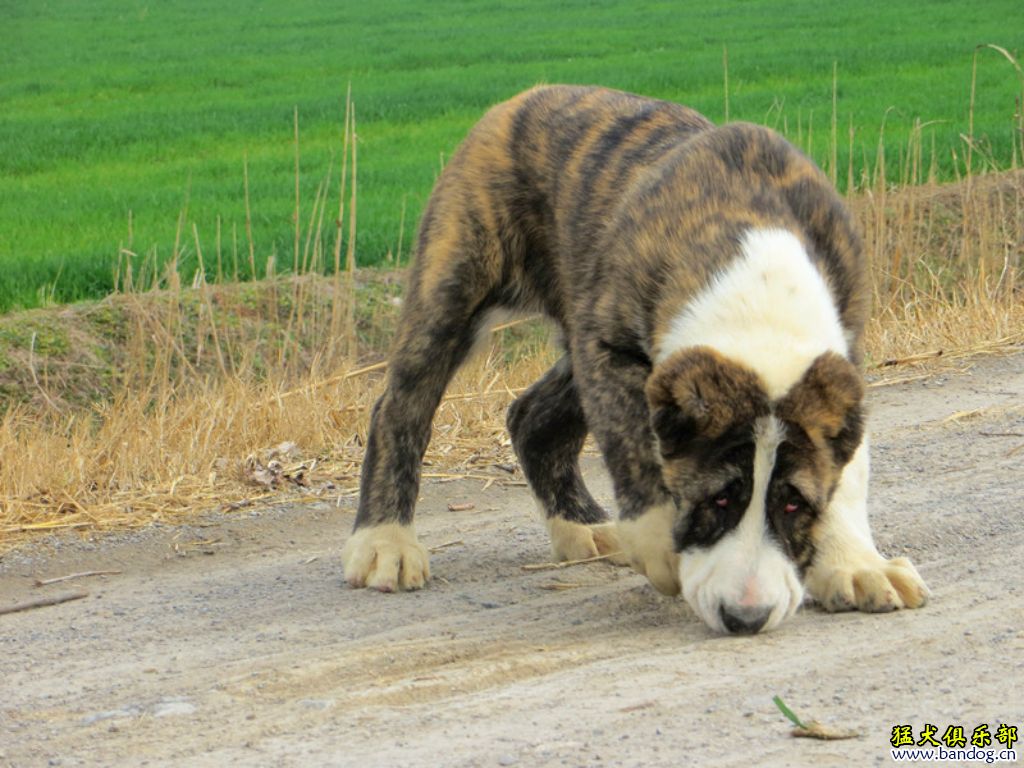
[1,352,1023,768]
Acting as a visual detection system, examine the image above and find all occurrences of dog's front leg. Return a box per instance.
[572,336,681,595]
[342,281,490,592]
[615,499,682,596]
[341,379,436,593]
[804,437,930,612]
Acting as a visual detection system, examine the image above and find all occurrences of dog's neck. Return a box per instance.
[655,227,850,399]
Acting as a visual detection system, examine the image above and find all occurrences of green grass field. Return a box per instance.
[1,0,1021,311]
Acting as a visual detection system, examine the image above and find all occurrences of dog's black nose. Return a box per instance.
[719,604,772,635]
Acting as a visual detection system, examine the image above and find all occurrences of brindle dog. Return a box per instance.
[341,85,928,634]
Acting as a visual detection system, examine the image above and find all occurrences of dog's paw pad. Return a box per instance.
[341,523,430,592]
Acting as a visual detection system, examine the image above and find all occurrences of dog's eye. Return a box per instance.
[783,486,806,514]
[711,479,741,510]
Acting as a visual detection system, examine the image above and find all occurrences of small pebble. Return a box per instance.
[81,708,138,725]
[299,699,335,711]
[153,700,196,718]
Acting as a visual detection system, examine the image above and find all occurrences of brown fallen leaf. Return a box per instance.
[774,695,860,741]
[791,721,861,740]
[244,455,283,488]
[286,468,309,487]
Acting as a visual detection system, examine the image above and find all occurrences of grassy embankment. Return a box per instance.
[1,115,1021,550]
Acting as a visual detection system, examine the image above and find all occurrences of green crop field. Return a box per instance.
[1,0,1021,312]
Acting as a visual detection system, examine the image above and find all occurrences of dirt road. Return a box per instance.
[2,353,1023,767]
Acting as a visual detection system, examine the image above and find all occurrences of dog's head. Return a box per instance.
[646,346,864,634]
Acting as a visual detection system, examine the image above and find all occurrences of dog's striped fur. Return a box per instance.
[341,86,928,633]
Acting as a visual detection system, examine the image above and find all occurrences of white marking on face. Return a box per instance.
[656,228,849,399]
[679,416,805,633]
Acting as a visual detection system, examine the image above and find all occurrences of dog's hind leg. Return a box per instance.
[507,355,626,563]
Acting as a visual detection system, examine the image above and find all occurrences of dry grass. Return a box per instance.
[0,319,552,551]
[860,170,1024,364]
[1,159,1022,554]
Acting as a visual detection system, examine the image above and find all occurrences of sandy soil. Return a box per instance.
[2,353,1023,768]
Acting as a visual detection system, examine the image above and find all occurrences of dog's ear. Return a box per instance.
[646,347,768,457]
[776,352,865,465]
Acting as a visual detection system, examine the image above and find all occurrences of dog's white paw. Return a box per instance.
[341,523,430,592]
[806,553,929,613]
[546,519,629,565]
[616,502,681,596]
[628,546,681,596]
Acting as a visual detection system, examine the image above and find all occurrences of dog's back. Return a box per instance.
[410,85,713,328]
[412,86,866,362]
